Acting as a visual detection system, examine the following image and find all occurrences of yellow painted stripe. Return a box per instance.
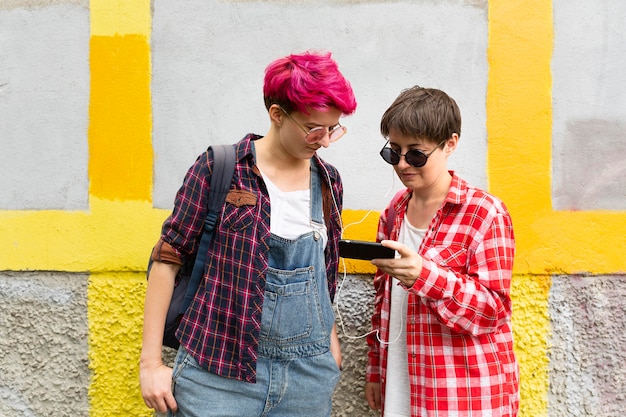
[88,272,152,417]
[89,35,153,202]
[0,205,380,273]
[0,198,168,271]
[486,0,553,274]
[511,275,551,416]
[487,0,553,213]
[88,4,155,415]
[90,0,152,37]
[488,1,551,416]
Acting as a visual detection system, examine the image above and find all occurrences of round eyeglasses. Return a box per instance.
[379,139,447,167]
[280,106,347,144]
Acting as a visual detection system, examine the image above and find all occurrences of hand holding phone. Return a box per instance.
[339,239,395,260]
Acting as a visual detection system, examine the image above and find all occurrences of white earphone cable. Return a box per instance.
[330,168,404,344]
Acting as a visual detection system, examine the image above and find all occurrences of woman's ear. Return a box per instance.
[445,134,459,154]
[268,104,283,125]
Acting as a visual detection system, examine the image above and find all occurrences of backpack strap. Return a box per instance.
[179,144,236,315]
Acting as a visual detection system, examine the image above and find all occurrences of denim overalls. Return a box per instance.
[170,165,340,417]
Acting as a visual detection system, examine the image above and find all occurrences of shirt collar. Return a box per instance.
[444,171,468,205]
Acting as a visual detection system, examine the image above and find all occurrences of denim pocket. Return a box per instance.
[260,268,314,342]
[171,347,190,382]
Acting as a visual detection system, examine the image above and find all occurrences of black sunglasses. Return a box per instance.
[379,139,447,168]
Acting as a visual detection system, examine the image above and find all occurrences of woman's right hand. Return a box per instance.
[365,381,381,410]
[140,363,177,413]
[141,261,179,412]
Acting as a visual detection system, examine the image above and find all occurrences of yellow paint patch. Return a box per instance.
[88,272,152,417]
[523,211,625,274]
[90,0,152,37]
[89,34,152,202]
[340,209,382,274]
[0,198,168,272]
[511,275,551,417]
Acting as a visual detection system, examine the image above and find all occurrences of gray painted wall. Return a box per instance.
[552,0,626,210]
[151,0,490,211]
[0,4,89,210]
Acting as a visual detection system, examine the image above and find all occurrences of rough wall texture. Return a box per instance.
[0,272,89,417]
[549,275,626,416]
[332,275,379,417]
[87,273,149,417]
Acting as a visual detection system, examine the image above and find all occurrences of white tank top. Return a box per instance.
[261,170,328,248]
[384,214,426,417]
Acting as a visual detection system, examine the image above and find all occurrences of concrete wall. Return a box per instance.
[0,0,625,416]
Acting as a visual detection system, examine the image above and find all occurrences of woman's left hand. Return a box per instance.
[330,324,342,370]
[371,240,423,288]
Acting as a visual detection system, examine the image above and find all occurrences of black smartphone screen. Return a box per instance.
[338,239,395,260]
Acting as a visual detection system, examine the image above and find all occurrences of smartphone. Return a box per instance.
[338,239,395,260]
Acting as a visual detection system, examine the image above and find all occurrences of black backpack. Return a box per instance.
[147,144,236,349]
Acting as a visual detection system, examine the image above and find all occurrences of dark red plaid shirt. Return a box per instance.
[158,134,343,382]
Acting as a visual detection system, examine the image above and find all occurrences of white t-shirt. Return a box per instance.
[261,170,327,248]
[383,214,426,417]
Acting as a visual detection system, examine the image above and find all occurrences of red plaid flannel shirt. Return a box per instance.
[366,172,520,416]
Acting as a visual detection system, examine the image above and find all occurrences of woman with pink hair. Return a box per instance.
[140,51,357,417]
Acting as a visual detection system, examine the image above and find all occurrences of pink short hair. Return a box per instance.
[263,51,357,116]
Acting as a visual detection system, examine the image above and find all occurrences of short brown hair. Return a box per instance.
[380,86,461,145]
